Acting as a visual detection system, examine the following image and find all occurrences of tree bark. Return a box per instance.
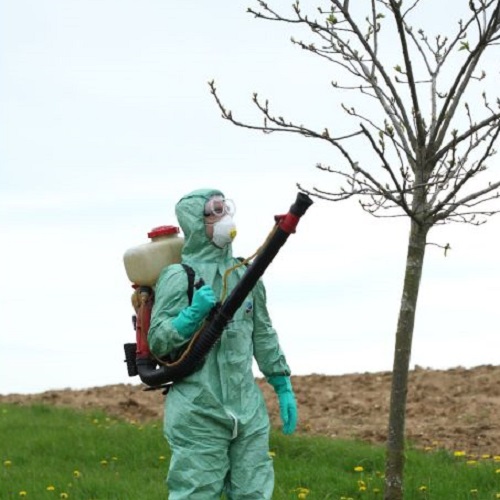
[384,219,428,500]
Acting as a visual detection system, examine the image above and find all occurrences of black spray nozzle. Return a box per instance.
[290,192,314,217]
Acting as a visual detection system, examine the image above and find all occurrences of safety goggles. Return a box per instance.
[204,196,236,217]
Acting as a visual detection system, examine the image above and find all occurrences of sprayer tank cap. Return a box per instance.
[147,225,180,239]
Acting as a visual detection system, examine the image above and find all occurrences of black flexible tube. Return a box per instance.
[136,192,313,387]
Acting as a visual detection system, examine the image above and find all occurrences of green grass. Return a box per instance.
[1,403,500,499]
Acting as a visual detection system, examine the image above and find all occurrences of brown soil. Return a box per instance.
[2,365,499,456]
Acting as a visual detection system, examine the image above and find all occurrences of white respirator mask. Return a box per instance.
[212,215,237,248]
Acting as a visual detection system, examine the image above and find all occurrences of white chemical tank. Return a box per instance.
[123,225,184,286]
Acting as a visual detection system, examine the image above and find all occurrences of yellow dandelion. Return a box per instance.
[470,489,478,495]
[482,454,491,459]
[495,456,500,462]
[496,469,500,474]
[424,446,433,452]
[92,418,99,425]
[73,470,81,478]
[60,493,69,499]
[291,487,310,500]
[100,460,108,466]
[373,488,381,494]
[112,457,118,461]
[159,456,166,461]
[358,480,366,488]
[4,460,12,467]
[418,485,427,492]
[354,466,364,472]
[46,485,55,491]
[268,451,276,458]
[496,494,500,499]
[19,492,27,497]
[454,450,466,457]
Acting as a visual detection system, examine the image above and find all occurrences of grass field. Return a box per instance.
[1,403,500,499]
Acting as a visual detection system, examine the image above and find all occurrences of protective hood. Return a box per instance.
[175,188,233,263]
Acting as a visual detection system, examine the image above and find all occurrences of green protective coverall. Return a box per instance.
[148,188,292,500]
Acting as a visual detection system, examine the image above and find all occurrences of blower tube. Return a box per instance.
[136,191,313,387]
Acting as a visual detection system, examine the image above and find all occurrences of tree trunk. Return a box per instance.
[384,219,428,500]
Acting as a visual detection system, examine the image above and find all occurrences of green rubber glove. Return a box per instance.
[172,285,216,338]
[267,375,298,435]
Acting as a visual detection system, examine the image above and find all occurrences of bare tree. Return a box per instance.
[209,0,500,498]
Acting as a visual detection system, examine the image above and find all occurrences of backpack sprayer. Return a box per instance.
[123,192,313,390]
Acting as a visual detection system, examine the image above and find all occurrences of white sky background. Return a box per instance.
[1,1,499,394]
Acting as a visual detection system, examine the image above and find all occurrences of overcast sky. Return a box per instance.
[1,1,499,394]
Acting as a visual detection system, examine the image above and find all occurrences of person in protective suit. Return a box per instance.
[148,188,298,499]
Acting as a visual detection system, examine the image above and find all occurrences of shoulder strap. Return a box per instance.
[181,264,195,305]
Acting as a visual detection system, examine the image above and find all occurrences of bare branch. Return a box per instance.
[431,125,500,221]
[359,123,413,217]
[430,1,500,148]
[426,241,452,256]
[434,114,500,161]
[388,0,427,146]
